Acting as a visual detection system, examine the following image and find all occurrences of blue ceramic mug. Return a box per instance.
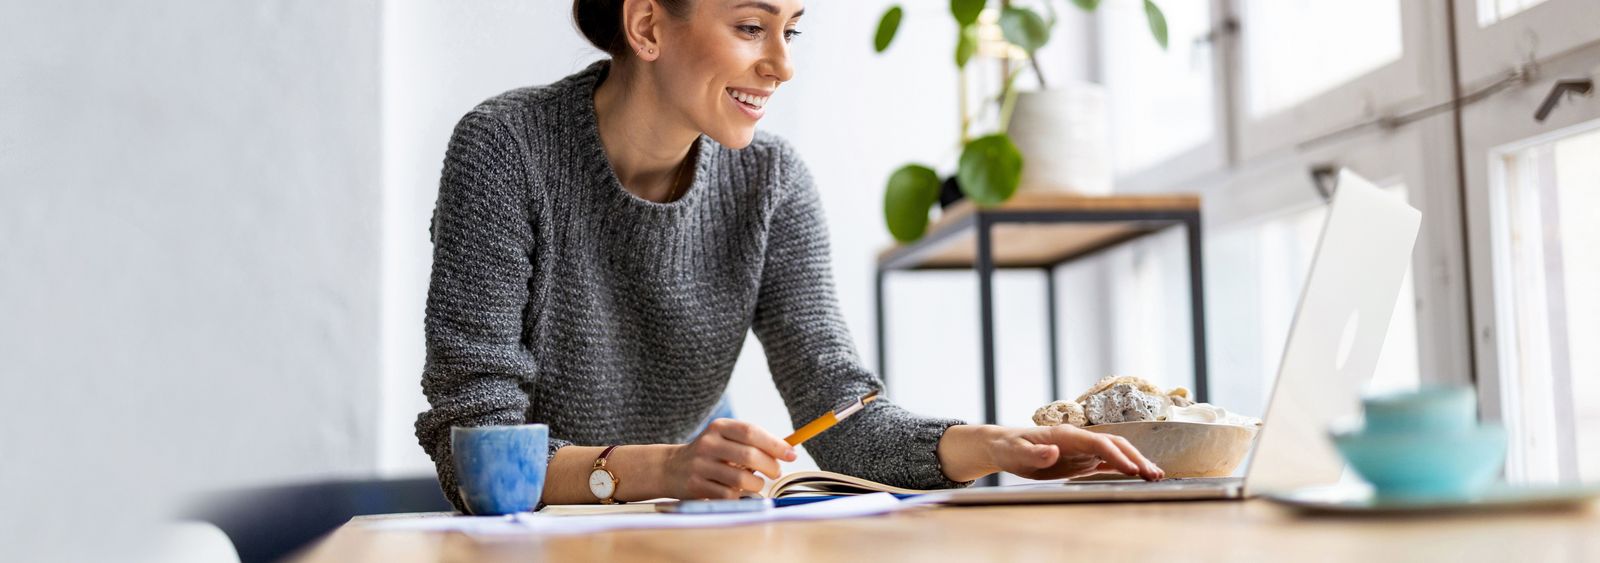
[451,424,549,515]
[1361,386,1477,435]
[1331,386,1506,499]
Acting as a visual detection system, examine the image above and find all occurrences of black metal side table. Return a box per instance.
[874,192,1209,426]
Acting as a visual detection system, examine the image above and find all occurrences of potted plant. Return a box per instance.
[876,0,1168,243]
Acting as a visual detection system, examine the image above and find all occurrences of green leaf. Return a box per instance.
[999,7,1051,54]
[884,164,942,242]
[1070,0,1100,11]
[950,0,986,27]
[954,24,978,68]
[1144,0,1168,50]
[957,134,1024,206]
[874,5,904,53]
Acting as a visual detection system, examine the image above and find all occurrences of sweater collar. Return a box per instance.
[561,59,715,213]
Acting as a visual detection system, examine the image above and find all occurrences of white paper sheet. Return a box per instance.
[362,492,908,536]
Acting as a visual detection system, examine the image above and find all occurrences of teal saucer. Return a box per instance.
[1262,483,1600,515]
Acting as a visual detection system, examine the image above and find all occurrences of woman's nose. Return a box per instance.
[760,40,795,84]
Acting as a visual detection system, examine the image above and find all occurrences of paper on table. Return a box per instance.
[362,492,908,536]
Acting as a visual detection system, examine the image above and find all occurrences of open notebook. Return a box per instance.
[533,472,928,515]
[761,471,930,498]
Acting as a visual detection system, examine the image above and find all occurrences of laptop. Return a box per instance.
[936,170,1422,505]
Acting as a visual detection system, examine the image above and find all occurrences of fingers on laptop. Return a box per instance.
[1089,434,1164,481]
[1109,435,1165,480]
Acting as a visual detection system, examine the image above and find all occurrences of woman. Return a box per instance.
[415,0,1163,509]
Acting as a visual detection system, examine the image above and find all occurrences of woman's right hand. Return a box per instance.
[996,424,1164,481]
[663,418,797,499]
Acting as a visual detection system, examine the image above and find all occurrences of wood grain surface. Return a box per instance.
[293,497,1600,563]
[878,193,1202,269]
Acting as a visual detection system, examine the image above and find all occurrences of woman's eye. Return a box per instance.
[738,25,763,38]
[783,29,802,42]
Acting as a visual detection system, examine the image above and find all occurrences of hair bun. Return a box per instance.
[572,0,625,55]
[572,0,689,57]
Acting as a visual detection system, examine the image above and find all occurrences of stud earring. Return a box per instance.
[648,48,655,55]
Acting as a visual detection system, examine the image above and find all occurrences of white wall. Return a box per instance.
[1,1,383,560]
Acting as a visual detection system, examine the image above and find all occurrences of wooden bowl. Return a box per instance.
[1078,421,1257,479]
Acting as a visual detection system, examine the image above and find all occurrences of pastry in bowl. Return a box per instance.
[1032,375,1261,479]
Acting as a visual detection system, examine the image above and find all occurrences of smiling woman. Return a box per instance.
[411,0,1165,512]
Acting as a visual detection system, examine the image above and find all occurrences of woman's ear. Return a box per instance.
[620,0,664,62]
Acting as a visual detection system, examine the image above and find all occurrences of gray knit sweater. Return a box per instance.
[414,60,966,511]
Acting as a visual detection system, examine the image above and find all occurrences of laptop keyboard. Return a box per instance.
[1056,477,1243,491]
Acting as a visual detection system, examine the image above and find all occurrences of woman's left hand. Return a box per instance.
[995,424,1164,481]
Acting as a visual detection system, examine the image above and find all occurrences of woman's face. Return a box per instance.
[655,0,802,149]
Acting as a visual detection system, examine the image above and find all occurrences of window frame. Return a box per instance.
[1095,0,1237,192]
[1453,0,1600,86]
[1229,0,1445,162]
[1459,37,1600,482]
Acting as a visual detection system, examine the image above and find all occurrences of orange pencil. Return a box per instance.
[783,390,880,447]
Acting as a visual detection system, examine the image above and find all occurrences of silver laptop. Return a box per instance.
[938,170,1422,505]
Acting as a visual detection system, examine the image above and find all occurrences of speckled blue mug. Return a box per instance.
[451,424,548,515]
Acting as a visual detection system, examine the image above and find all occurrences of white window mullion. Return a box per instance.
[1531,144,1581,483]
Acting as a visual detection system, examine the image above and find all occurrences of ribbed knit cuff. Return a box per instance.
[904,417,975,490]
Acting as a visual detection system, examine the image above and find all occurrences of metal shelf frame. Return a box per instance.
[874,207,1210,429]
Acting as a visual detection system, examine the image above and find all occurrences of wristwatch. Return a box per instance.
[589,445,623,504]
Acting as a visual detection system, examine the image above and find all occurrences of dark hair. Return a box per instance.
[572,0,693,57]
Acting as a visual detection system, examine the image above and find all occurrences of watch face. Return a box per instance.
[588,469,616,499]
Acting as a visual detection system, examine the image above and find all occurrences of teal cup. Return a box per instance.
[1330,386,1506,499]
[1361,386,1477,434]
[451,424,549,515]
[1331,424,1506,499]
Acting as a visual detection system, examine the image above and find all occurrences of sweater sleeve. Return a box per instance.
[750,144,971,491]
[413,110,572,512]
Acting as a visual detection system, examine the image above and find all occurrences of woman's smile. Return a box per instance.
[724,86,770,120]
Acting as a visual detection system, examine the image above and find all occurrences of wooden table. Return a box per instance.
[293,498,1600,563]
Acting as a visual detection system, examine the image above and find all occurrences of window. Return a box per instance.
[1228,0,1437,162]
[1453,0,1600,488]
[1453,0,1600,86]
[1238,0,1404,117]
[1207,203,1328,419]
[1488,123,1600,483]
[1097,0,1217,176]
[1477,0,1552,27]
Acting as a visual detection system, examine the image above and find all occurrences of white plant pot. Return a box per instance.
[1007,84,1112,195]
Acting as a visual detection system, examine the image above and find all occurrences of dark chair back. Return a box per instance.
[187,476,452,563]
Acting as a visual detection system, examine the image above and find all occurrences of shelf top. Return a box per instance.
[877,192,1201,270]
